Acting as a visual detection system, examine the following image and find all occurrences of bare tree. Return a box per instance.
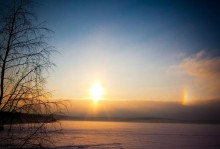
[0,0,63,148]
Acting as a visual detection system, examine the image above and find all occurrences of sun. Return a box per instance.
[89,82,104,103]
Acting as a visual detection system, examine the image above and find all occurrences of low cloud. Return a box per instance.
[178,50,220,99]
[68,100,220,121]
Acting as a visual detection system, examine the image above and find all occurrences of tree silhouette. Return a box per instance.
[0,0,63,148]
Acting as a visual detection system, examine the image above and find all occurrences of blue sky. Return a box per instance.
[2,0,219,102]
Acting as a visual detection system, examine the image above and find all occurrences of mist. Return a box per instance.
[66,99,220,121]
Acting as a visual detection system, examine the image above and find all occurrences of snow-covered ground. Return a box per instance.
[51,121,220,149]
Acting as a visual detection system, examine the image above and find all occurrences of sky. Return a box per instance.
[1,0,220,104]
[37,0,220,103]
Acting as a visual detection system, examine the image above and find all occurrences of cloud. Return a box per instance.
[67,100,220,121]
[178,50,220,99]
[180,50,220,76]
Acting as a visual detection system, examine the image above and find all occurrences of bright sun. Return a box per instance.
[89,82,104,103]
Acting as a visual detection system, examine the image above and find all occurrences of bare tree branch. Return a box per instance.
[0,1,63,148]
